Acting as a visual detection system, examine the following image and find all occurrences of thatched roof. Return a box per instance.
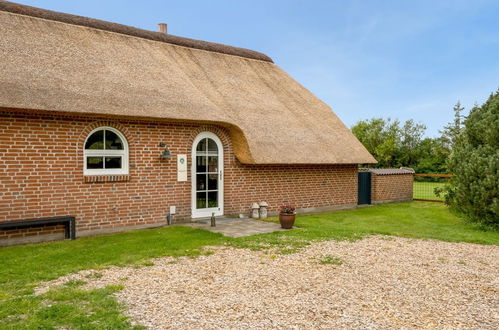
[0,1,376,164]
[0,1,272,63]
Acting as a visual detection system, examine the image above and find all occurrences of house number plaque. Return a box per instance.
[177,154,187,181]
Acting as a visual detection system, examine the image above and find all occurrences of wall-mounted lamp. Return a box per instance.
[159,142,172,159]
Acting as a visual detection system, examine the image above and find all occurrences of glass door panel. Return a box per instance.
[193,137,221,216]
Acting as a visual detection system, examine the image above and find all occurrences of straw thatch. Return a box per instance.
[0,1,272,63]
[0,2,376,164]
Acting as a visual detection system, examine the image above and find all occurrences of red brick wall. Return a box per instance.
[371,174,413,204]
[0,110,358,244]
[226,163,357,214]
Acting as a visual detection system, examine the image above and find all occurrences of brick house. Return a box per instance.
[0,1,375,245]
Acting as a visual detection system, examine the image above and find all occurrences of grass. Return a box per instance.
[1,284,140,329]
[413,181,446,200]
[0,226,226,329]
[0,226,225,297]
[318,255,344,265]
[0,202,497,328]
[239,202,499,251]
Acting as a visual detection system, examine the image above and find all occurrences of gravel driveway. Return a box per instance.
[38,236,499,329]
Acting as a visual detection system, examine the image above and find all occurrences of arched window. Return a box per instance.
[84,127,128,175]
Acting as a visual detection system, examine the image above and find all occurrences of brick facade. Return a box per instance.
[371,173,413,204]
[0,110,358,245]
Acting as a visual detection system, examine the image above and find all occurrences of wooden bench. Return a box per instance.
[0,216,76,240]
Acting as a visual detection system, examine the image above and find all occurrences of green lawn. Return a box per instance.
[0,202,497,329]
[413,181,446,200]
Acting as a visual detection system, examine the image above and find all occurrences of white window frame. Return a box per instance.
[83,126,129,176]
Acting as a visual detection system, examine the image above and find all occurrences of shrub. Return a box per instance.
[438,90,498,228]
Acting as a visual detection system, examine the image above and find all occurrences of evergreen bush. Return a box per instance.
[439,90,499,228]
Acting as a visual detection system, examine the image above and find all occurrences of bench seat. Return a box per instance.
[0,216,76,240]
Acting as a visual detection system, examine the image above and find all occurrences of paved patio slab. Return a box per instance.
[182,218,290,237]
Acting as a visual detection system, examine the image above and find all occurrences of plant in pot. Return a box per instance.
[278,204,296,229]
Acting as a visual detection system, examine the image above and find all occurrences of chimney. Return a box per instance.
[158,23,167,34]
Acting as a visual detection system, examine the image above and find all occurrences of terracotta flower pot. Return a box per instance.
[279,213,296,229]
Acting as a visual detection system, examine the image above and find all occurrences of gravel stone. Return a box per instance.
[36,236,499,329]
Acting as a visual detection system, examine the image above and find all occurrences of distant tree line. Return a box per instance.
[351,102,465,173]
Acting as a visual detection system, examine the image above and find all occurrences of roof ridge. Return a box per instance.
[366,168,415,175]
[0,0,273,63]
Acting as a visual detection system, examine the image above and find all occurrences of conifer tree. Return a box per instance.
[439,101,465,150]
[441,91,499,227]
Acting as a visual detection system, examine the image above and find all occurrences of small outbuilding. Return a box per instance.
[0,1,375,245]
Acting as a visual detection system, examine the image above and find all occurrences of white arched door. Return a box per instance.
[191,132,224,218]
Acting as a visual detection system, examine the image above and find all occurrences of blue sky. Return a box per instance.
[19,0,499,137]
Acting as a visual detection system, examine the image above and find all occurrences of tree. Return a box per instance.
[351,118,401,168]
[351,118,426,168]
[398,119,426,167]
[414,138,448,173]
[438,91,499,228]
[439,101,465,150]
[420,101,467,173]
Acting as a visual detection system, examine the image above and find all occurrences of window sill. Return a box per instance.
[84,175,130,183]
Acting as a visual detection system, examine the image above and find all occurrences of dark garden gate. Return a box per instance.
[358,171,372,205]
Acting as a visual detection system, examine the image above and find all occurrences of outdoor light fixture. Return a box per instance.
[159,142,172,159]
